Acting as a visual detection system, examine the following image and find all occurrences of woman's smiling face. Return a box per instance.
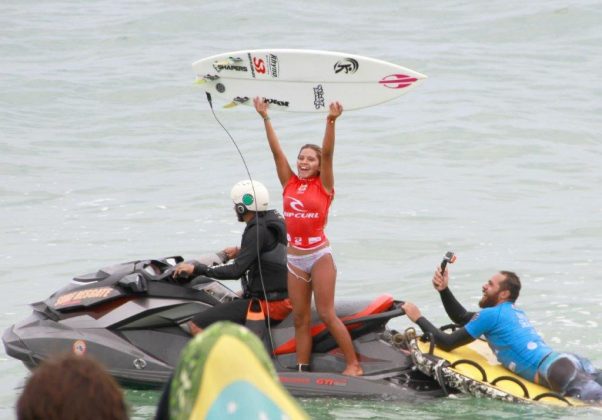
[297,147,320,178]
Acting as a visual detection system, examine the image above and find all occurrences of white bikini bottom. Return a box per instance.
[287,246,333,276]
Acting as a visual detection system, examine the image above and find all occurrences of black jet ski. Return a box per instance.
[3,256,442,399]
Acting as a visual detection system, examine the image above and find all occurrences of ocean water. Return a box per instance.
[1,0,601,418]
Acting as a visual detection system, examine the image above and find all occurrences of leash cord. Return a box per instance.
[205,92,282,366]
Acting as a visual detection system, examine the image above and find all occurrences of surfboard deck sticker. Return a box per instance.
[192,49,427,112]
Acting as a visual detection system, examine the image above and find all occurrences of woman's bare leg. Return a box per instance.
[287,266,313,366]
[187,321,203,336]
[311,254,363,376]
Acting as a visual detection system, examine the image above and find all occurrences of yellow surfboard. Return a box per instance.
[407,329,585,407]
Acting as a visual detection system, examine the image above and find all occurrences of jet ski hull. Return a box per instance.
[3,256,443,398]
[5,318,444,397]
[278,370,443,400]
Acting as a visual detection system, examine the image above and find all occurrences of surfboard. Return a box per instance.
[169,322,308,420]
[192,49,427,112]
[405,329,586,407]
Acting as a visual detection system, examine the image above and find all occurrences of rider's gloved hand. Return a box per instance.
[191,261,208,276]
[172,261,208,284]
[172,263,194,283]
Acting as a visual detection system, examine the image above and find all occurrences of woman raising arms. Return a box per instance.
[253,97,363,376]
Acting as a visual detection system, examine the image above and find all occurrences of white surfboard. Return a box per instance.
[192,49,427,112]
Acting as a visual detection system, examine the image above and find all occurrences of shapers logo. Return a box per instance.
[313,84,325,109]
[334,58,359,74]
[213,63,248,73]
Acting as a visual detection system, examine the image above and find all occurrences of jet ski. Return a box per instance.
[3,256,442,400]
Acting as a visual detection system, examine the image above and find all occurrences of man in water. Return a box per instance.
[402,268,602,401]
[173,180,291,335]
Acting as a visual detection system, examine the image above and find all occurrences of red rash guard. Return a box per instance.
[283,175,334,250]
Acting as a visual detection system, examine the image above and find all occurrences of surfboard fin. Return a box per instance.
[223,96,249,109]
[213,56,242,66]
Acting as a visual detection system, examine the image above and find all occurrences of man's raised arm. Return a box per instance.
[433,267,475,326]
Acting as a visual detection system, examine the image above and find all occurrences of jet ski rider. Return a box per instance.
[402,267,602,402]
[173,180,292,335]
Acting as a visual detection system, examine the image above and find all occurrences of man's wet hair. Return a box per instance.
[499,271,521,302]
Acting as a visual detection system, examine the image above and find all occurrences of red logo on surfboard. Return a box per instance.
[379,74,418,89]
[253,57,266,74]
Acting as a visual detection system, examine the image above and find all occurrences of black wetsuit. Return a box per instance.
[414,288,475,350]
[190,210,288,328]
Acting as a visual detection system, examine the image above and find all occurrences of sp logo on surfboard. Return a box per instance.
[334,58,359,75]
[379,74,418,89]
[253,57,266,74]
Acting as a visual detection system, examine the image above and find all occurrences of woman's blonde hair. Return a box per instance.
[298,144,322,162]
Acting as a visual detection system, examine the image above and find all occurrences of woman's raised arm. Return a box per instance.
[254,97,293,187]
[320,101,342,194]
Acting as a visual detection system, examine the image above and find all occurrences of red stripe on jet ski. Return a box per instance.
[273,294,394,355]
[85,296,134,320]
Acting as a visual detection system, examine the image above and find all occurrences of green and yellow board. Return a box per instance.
[170,322,308,420]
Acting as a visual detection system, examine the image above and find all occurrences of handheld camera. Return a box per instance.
[440,251,456,273]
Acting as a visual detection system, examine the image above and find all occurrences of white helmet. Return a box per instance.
[230,180,270,214]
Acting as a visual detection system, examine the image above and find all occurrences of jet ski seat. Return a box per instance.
[272,294,398,355]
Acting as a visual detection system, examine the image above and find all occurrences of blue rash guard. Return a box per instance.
[464,302,552,381]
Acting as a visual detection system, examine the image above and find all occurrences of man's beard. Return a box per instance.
[479,294,496,308]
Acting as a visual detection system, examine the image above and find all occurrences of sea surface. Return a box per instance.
[2,0,601,418]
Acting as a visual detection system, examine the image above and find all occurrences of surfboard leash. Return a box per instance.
[204,92,283,367]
